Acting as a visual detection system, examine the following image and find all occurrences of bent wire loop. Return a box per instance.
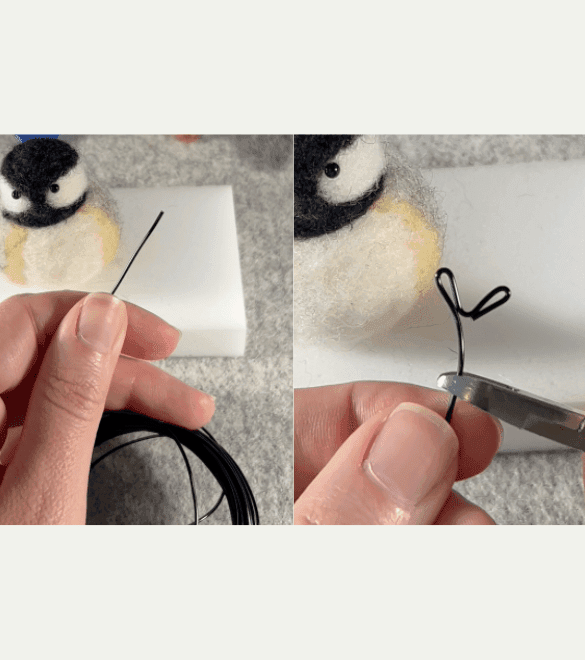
[435,267,511,423]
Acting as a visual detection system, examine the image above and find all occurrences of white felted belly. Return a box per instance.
[22,213,109,289]
[294,197,442,342]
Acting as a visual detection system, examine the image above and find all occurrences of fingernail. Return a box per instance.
[199,393,215,417]
[77,293,126,354]
[363,402,458,507]
[0,428,21,466]
[490,415,504,450]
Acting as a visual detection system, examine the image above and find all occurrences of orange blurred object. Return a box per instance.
[175,135,202,143]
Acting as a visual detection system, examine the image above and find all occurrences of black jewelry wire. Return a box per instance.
[91,432,201,523]
[90,210,259,524]
[111,210,165,296]
[93,411,259,525]
[90,432,225,523]
[435,268,511,423]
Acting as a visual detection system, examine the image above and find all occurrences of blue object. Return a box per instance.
[15,135,60,143]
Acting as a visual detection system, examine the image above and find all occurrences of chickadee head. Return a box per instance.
[0,138,88,228]
[294,135,386,239]
[293,135,445,342]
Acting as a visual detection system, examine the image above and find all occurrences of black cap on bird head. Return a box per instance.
[0,138,88,228]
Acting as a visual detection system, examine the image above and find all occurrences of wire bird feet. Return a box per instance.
[435,268,511,423]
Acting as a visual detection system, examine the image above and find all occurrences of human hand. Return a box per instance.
[294,382,503,524]
[0,291,215,524]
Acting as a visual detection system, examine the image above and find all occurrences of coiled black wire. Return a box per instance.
[92,410,259,525]
[94,211,259,524]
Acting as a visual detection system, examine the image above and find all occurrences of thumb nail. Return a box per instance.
[77,293,126,354]
[363,402,458,508]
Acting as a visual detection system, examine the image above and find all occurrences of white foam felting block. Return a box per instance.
[0,185,246,357]
[294,159,585,452]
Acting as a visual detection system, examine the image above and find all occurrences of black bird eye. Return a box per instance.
[324,162,340,179]
[50,184,60,193]
[11,190,21,199]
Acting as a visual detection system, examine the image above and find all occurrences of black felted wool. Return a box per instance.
[294,135,385,239]
[1,139,87,228]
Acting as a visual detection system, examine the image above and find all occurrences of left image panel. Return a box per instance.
[0,134,293,524]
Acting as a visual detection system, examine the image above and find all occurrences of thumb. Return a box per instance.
[294,402,459,525]
[0,292,127,524]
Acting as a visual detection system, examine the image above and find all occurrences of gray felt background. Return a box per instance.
[390,136,585,525]
[0,135,293,525]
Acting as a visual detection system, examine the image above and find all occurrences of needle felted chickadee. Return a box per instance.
[294,135,445,342]
[0,138,120,288]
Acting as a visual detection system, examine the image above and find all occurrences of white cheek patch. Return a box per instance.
[0,175,32,214]
[317,135,386,205]
[46,164,88,209]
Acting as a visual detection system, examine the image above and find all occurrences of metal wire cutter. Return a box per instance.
[438,371,585,451]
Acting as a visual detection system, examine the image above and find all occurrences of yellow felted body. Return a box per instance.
[3,204,120,288]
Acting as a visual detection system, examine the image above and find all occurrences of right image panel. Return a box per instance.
[294,135,585,525]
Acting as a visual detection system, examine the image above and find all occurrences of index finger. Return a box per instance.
[294,381,502,499]
[0,290,182,394]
